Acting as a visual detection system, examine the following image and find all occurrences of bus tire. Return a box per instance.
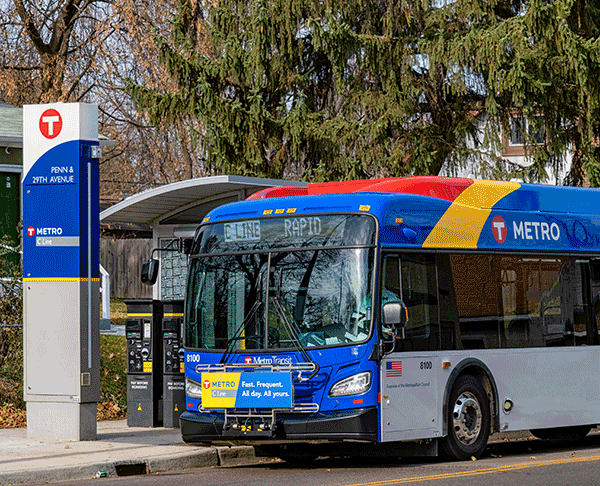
[441,375,490,460]
[530,425,591,442]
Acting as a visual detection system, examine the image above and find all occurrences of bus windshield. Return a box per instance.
[185,214,376,350]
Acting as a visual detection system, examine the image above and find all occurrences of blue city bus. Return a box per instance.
[179,176,600,462]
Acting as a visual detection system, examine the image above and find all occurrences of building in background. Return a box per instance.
[0,102,23,273]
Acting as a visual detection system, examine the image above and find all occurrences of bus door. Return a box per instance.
[380,254,441,441]
[593,261,600,339]
[574,259,600,345]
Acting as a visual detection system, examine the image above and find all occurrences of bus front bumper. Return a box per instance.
[180,407,378,444]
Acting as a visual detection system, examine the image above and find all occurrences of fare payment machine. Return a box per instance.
[125,299,185,427]
[162,300,185,427]
[125,299,163,427]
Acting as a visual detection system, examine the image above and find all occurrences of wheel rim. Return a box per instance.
[452,391,482,446]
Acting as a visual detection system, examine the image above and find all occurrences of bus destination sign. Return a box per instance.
[200,214,375,253]
[224,221,261,242]
[224,217,324,243]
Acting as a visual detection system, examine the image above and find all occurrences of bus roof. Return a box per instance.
[202,177,600,252]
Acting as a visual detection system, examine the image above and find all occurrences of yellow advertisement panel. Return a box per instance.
[201,372,241,409]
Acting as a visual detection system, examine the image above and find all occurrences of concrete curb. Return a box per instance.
[0,462,117,486]
[0,446,258,486]
[146,448,219,474]
[216,445,257,467]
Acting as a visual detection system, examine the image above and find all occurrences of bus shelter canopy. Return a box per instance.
[100,175,306,227]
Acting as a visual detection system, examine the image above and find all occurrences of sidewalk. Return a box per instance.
[0,420,258,486]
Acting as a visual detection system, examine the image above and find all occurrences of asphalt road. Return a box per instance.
[32,434,600,486]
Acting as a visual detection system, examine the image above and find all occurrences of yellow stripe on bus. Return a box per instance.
[423,180,520,249]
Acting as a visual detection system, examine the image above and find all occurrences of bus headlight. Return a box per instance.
[186,377,203,399]
[329,371,372,397]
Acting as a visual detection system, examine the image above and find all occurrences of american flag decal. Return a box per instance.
[386,360,402,377]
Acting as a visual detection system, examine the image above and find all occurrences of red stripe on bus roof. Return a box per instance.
[309,176,474,202]
[247,176,474,202]
[307,178,392,195]
[359,177,474,202]
[246,186,308,200]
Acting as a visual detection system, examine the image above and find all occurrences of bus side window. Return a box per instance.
[400,254,439,351]
[590,262,600,344]
[381,253,439,350]
[437,254,458,350]
[449,254,499,350]
[381,255,401,340]
[572,261,592,346]
[382,255,401,304]
[497,256,568,348]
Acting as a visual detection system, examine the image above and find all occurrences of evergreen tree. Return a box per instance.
[432,0,600,185]
[129,0,600,185]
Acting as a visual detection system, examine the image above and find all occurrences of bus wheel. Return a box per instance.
[530,425,591,442]
[442,375,490,460]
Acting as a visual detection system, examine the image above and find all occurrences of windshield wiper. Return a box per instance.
[271,273,319,380]
[294,250,319,326]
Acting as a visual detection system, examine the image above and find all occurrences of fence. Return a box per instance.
[100,238,153,299]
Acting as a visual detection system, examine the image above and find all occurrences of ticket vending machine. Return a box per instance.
[162,300,185,427]
[125,299,163,427]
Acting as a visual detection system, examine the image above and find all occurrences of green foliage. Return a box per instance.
[110,298,127,327]
[0,333,128,427]
[0,328,24,411]
[0,328,25,427]
[0,232,22,328]
[0,232,25,426]
[130,0,600,185]
[0,276,22,330]
[98,335,127,420]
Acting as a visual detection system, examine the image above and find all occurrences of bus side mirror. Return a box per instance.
[180,238,193,255]
[382,302,408,329]
[141,258,159,285]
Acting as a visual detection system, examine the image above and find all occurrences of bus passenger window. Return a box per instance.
[449,254,499,349]
[572,261,592,346]
[436,254,459,350]
[499,264,530,348]
[497,256,568,348]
